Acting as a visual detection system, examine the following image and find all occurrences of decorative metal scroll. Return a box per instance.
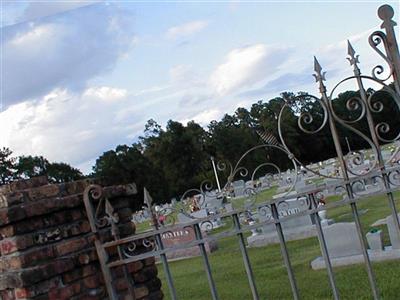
[128,5,400,235]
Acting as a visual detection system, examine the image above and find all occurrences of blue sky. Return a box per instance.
[1,1,399,173]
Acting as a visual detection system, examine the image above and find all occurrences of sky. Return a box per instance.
[1,0,399,174]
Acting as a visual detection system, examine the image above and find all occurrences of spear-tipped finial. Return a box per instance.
[143,187,153,208]
[144,187,159,228]
[346,40,360,67]
[313,56,326,83]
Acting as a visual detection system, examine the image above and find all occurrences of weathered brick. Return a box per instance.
[0,192,25,209]
[127,261,143,274]
[146,278,162,292]
[27,184,61,201]
[0,289,15,300]
[0,206,26,226]
[62,264,99,284]
[0,259,75,289]
[133,266,158,283]
[0,245,56,271]
[134,284,149,299]
[0,195,84,227]
[54,236,89,257]
[48,281,81,300]
[140,290,164,300]
[83,273,103,289]
[0,209,84,238]
[143,257,156,267]
[0,177,48,195]
[13,276,62,299]
[0,180,161,300]
[103,183,137,198]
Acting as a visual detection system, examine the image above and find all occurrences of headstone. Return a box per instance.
[386,214,400,249]
[177,212,193,224]
[382,150,392,161]
[225,203,234,212]
[325,178,343,195]
[232,180,245,198]
[247,198,316,247]
[177,209,222,230]
[311,221,400,270]
[322,222,363,258]
[161,227,217,259]
[205,198,223,211]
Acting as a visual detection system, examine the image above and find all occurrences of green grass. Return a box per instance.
[157,192,400,299]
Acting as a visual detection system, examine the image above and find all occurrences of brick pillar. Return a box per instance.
[0,177,163,300]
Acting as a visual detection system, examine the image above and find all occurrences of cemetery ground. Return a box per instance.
[158,191,400,299]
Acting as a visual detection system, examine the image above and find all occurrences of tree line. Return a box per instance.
[1,88,399,208]
[0,148,84,185]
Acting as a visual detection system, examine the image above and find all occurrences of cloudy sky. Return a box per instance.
[1,1,399,173]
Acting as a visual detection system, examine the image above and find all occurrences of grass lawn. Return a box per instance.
[157,191,400,299]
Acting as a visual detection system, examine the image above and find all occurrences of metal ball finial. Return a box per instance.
[378,4,394,21]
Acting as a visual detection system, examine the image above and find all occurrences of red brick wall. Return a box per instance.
[0,177,163,300]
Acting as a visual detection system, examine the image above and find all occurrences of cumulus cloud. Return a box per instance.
[210,44,292,96]
[165,20,208,40]
[180,109,221,126]
[83,86,128,102]
[0,87,144,173]
[240,71,313,98]
[2,3,135,107]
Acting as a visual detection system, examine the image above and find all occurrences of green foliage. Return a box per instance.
[92,88,400,204]
[46,162,83,183]
[0,149,83,185]
[15,155,49,178]
[0,147,16,185]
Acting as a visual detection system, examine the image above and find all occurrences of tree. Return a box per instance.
[93,143,169,206]
[46,162,83,183]
[0,147,16,185]
[15,155,49,179]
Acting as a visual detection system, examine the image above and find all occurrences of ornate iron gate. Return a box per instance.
[83,4,400,300]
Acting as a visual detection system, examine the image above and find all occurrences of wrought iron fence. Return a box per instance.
[83,4,400,300]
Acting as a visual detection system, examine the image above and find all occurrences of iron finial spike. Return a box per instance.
[347,40,360,67]
[313,56,326,83]
[314,56,321,74]
[347,40,355,57]
[143,187,153,207]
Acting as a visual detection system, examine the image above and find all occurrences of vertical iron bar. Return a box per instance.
[155,234,178,300]
[83,186,118,300]
[116,244,136,300]
[314,57,380,299]
[232,213,260,300]
[144,188,178,300]
[347,187,380,300]
[347,40,400,244]
[193,223,219,300]
[95,239,118,300]
[377,4,400,94]
[271,203,299,300]
[382,177,400,238]
[309,194,340,300]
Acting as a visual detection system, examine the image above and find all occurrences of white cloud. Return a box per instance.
[83,86,127,102]
[180,109,221,126]
[2,3,135,107]
[210,44,292,96]
[165,20,208,40]
[0,87,144,174]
